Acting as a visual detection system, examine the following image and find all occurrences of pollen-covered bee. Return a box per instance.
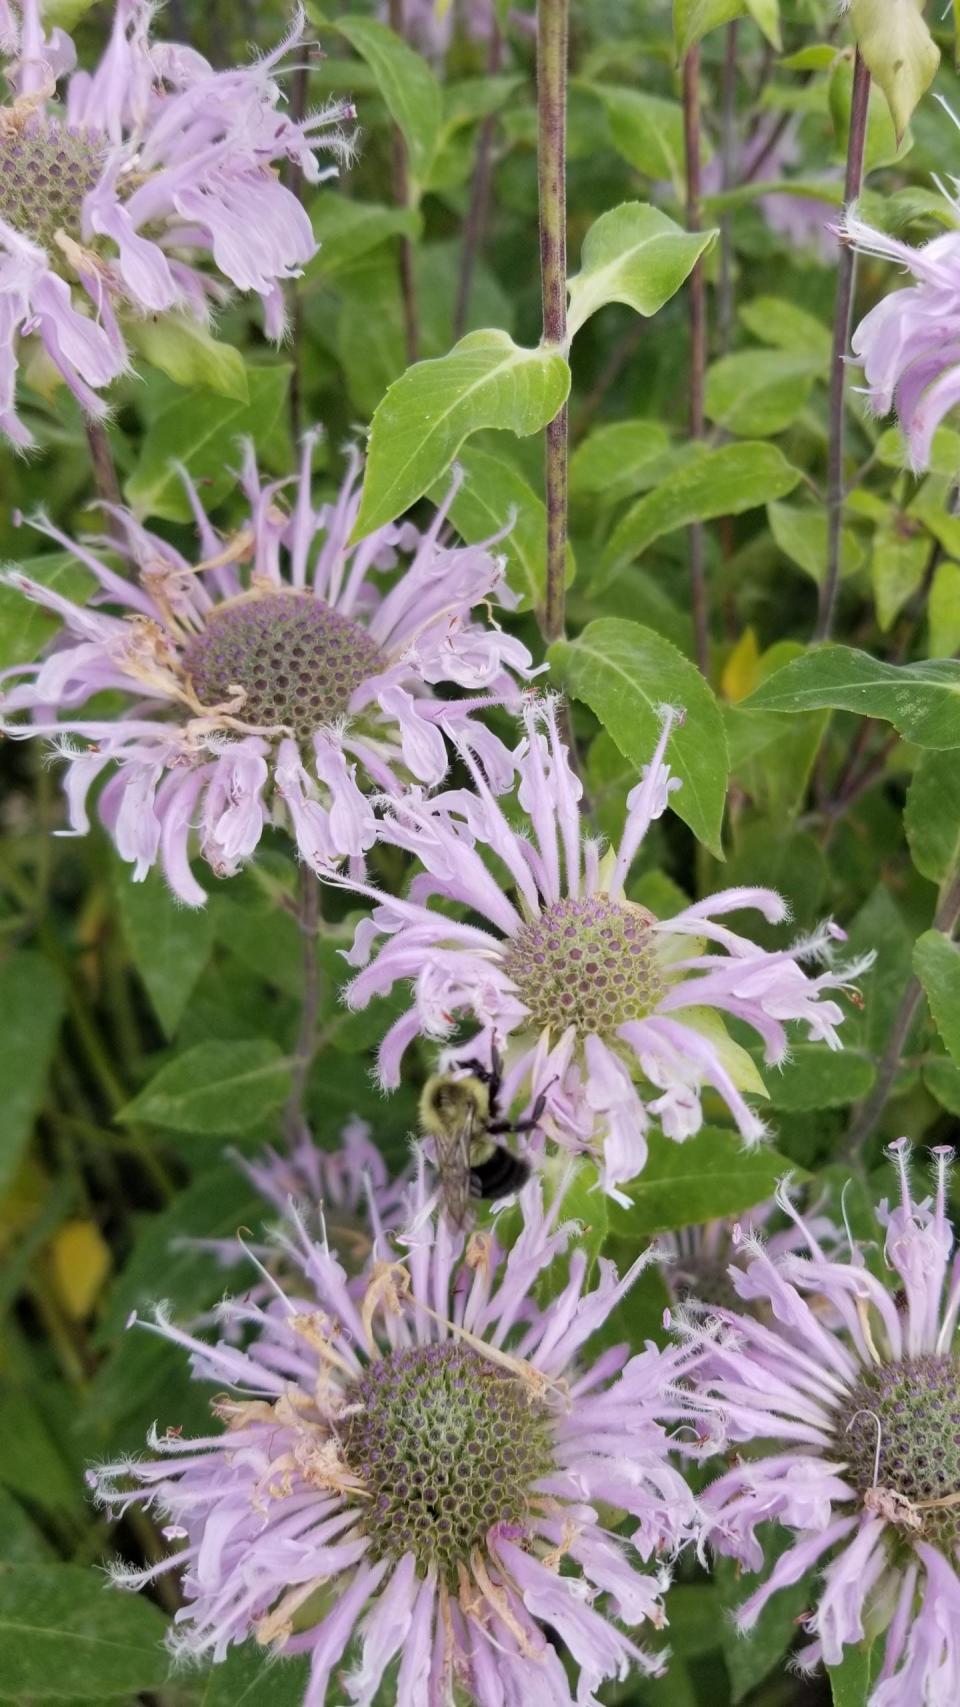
[418,1048,544,1227]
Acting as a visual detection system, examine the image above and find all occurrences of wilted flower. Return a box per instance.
[845,203,960,471]
[685,1143,960,1704]
[0,0,352,444]
[90,1172,696,1704]
[0,437,532,901]
[339,697,870,1197]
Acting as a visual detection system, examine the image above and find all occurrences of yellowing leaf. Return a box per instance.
[49,1220,111,1321]
[722,628,762,703]
[849,0,939,141]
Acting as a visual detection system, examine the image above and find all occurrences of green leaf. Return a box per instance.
[118,1040,292,1134]
[42,0,98,27]
[429,444,573,612]
[674,0,745,59]
[97,1163,263,1342]
[905,750,960,885]
[566,202,717,340]
[871,521,930,629]
[744,0,781,48]
[739,294,832,359]
[758,1046,875,1110]
[608,1127,804,1239]
[585,84,691,196]
[0,1489,54,1565]
[126,365,291,522]
[849,0,939,141]
[549,619,729,855]
[715,1535,816,1701]
[338,16,442,189]
[115,867,215,1036]
[308,191,422,278]
[925,1055,960,1115]
[0,1563,168,1699]
[194,1645,311,1707]
[827,1640,878,1707]
[914,929,960,1067]
[351,330,570,539]
[705,350,819,437]
[745,646,960,747]
[930,561,960,656]
[768,501,866,585]
[127,314,249,402]
[725,704,828,820]
[569,420,670,502]
[0,954,65,1195]
[602,442,801,582]
[0,552,94,671]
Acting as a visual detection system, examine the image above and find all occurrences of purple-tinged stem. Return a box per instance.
[847,867,960,1156]
[454,23,504,339]
[388,0,419,364]
[683,46,709,677]
[537,0,569,646]
[84,419,124,545]
[283,864,322,1146]
[816,49,871,643]
[717,21,738,354]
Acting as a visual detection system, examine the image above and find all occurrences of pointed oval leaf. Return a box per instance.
[338,16,442,188]
[583,85,691,196]
[549,618,729,855]
[0,1563,168,1698]
[906,749,960,885]
[118,1040,292,1134]
[914,930,960,1068]
[601,441,801,583]
[704,349,819,437]
[351,329,570,539]
[849,0,939,141]
[567,202,717,340]
[745,646,960,748]
[608,1127,806,1239]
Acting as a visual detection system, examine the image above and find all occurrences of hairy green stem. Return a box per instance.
[388,0,419,364]
[816,49,871,643]
[537,0,569,646]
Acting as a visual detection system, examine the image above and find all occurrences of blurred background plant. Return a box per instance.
[3,0,960,1702]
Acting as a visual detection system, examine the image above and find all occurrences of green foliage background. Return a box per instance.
[3,0,960,1701]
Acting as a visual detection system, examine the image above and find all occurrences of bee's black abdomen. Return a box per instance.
[469,1149,532,1203]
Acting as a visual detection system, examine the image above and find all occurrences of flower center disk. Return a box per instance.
[181,593,383,741]
[505,895,664,1038]
[0,119,106,251]
[837,1354,960,1549]
[339,1341,553,1582]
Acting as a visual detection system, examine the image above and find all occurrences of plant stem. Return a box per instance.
[537,0,569,646]
[683,46,709,677]
[847,867,960,1156]
[815,49,871,643]
[83,419,124,543]
[454,23,503,339]
[283,864,322,1144]
[286,59,311,443]
[717,21,739,353]
[388,0,419,364]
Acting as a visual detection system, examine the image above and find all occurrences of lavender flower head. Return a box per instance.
[340,697,870,1197]
[0,437,533,902]
[684,1143,960,1703]
[658,1192,839,1311]
[0,0,353,444]
[90,1168,697,1704]
[845,199,960,471]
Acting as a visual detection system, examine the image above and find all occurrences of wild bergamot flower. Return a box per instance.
[90,1170,697,1704]
[0,0,353,443]
[339,697,871,1197]
[684,1144,960,1704]
[0,438,532,901]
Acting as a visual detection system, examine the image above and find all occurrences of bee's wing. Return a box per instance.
[434,1105,474,1228]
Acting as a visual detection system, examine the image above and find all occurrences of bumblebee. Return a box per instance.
[418,1048,544,1227]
